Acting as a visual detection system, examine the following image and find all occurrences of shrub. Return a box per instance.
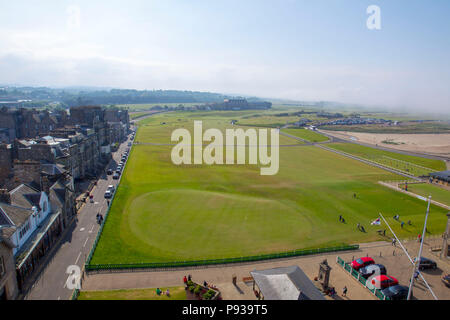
[188,285,195,293]
[194,285,201,295]
[203,289,216,300]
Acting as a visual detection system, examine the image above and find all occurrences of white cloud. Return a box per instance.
[67,5,81,31]
[0,28,449,113]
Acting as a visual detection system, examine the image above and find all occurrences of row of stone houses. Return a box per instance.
[0,173,75,299]
[0,105,129,299]
[0,106,129,185]
[0,106,129,146]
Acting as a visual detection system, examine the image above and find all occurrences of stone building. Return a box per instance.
[0,144,13,182]
[0,179,75,291]
[0,108,68,143]
[0,227,19,300]
[69,106,104,127]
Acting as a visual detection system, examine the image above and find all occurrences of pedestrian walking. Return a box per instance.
[418,234,421,243]
[342,217,345,224]
[339,215,342,222]
[401,221,404,228]
[188,274,192,281]
[383,229,386,236]
[357,223,360,230]
[183,275,188,285]
[342,286,348,297]
[392,238,396,246]
[361,225,366,233]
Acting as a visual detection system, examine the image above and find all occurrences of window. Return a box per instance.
[19,221,31,240]
[0,256,5,277]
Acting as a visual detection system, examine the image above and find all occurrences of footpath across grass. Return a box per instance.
[326,143,446,177]
[398,183,450,207]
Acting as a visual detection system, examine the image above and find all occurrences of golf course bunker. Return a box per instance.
[127,189,313,261]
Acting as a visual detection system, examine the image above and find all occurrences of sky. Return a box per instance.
[0,0,449,112]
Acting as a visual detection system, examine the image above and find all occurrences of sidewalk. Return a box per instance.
[80,239,450,300]
[24,134,134,300]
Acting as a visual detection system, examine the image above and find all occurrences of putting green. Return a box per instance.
[127,189,312,261]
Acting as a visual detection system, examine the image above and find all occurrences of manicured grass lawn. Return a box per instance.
[90,113,449,265]
[326,143,446,176]
[78,286,186,300]
[282,128,329,142]
[398,183,450,206]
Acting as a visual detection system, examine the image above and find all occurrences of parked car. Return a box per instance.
[381,285,409,300]
[370,275,399,289]
[128,142,132,146]
[359,264,387,279]
[106,169,113,175]
[107,185,115,192]
[104,190,112,199]
[351,257,375,270]
[441,274,450,288]
[113,173,120,180]
[414,257,437,270]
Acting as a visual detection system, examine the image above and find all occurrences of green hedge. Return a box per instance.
[85,245,359,272]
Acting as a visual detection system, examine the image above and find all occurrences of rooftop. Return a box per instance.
[251,265,325,300]
[430,170,450,182]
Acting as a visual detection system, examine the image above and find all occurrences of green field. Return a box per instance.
[78,286,186,300]
[326,143,446,177]
[282,128,329,142]
[90,111,449,265]
[118,103,201,112]
[398,183,450,207]
[130,112,150,120]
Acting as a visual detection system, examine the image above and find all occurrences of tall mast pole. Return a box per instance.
[379,212,438,300]
[407,196,431,300]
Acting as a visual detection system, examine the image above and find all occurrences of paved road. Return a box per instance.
[317,129,450,162]
[23,134,134,300]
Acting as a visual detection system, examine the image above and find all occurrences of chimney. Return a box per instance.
[41,175,50,194]
[0,189,11,204]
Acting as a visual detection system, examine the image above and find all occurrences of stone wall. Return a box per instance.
[0,240,19,300]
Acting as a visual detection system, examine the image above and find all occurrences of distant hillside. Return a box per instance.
[0,86,247,108]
